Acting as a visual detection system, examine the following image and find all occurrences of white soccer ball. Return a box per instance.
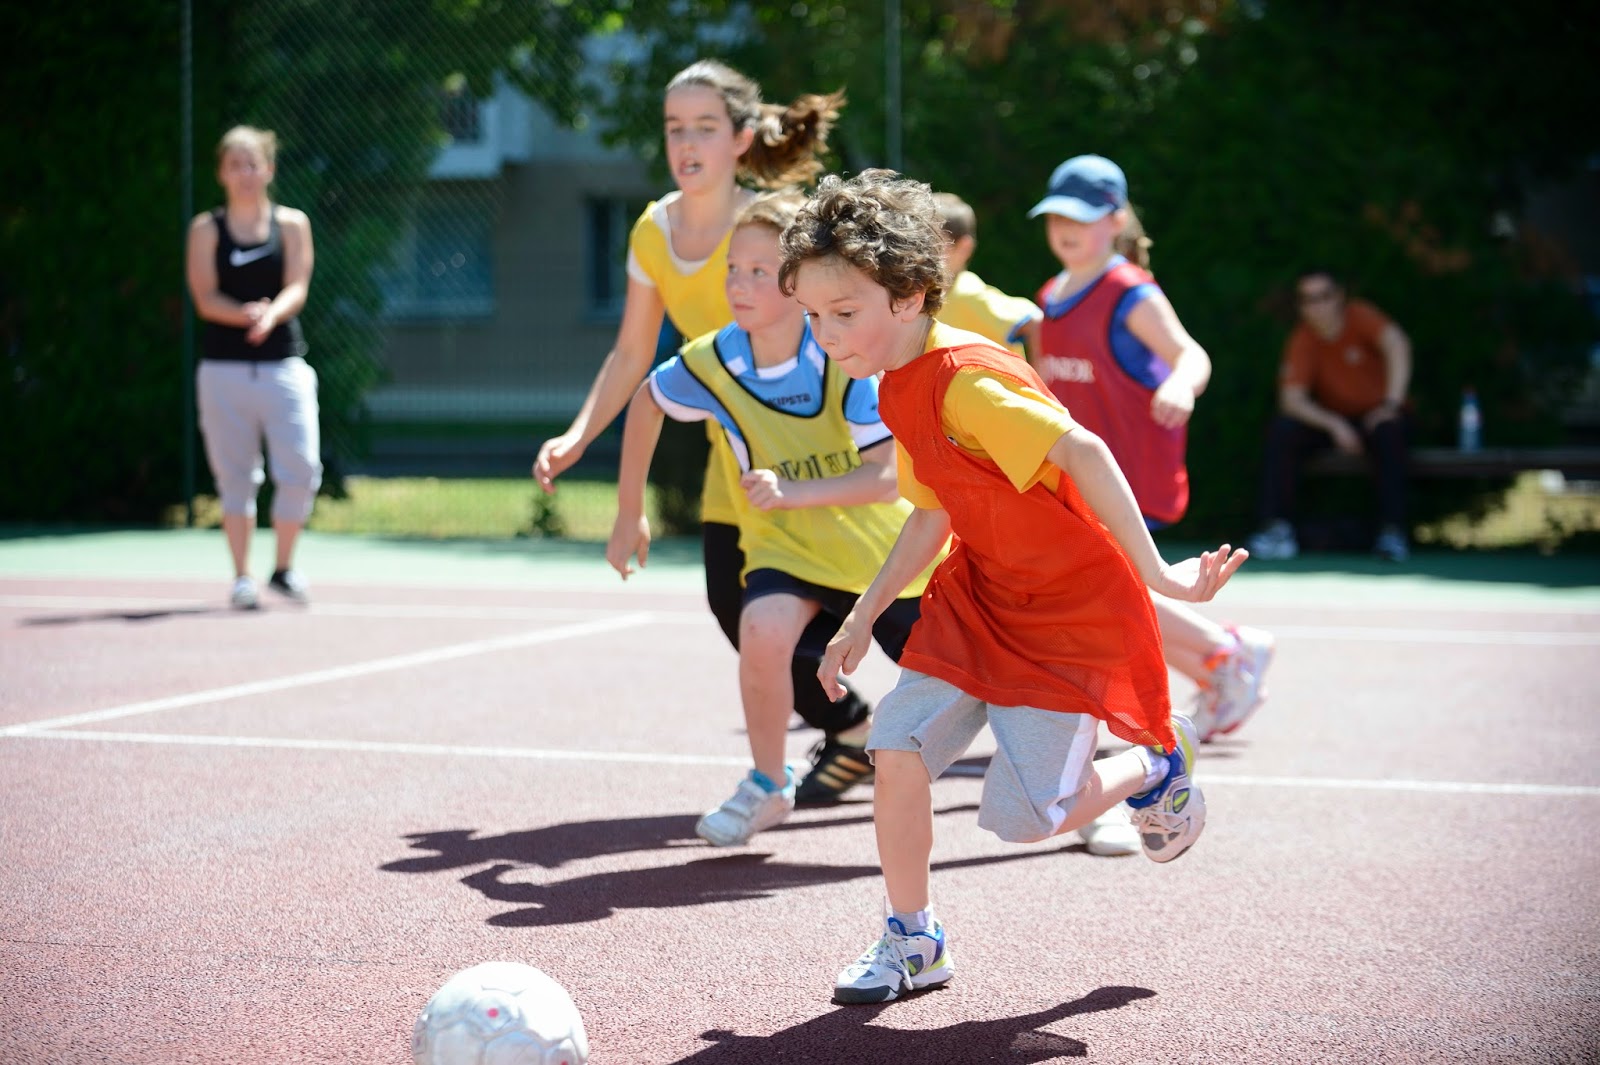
[412,961,588,1065]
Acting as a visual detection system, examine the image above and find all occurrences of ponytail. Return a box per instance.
[740,90,846,189]
[1116,204,1153,271]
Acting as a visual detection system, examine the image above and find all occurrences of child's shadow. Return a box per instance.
[670,985,1157,1062]
[464,846,1059,927]
[382,804,979,875]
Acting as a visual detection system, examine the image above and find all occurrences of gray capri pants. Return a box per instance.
[197,357,322,522]
[868,669,1101,843]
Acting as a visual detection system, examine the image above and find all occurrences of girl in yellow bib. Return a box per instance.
[531,63,870,800]
[607,192,938,846]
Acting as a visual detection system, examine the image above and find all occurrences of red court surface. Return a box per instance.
[2,535,1598,1064]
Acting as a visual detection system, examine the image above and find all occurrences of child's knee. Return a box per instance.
[870,748,931,786]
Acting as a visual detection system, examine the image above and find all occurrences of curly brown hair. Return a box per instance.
[666,60,845,189]
[778,169,946,315]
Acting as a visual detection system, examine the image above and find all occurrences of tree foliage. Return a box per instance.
[3,0,1594,537]
[592,0,1599,535]
[0,0,622,522]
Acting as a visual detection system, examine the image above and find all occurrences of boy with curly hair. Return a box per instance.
[778,169,1247,1004]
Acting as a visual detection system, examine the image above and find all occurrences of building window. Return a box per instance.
[378,195,495,320]
[586,197,646,321]
[439,79,482,144]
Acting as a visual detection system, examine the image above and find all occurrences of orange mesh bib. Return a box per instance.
[880,342,1174,751]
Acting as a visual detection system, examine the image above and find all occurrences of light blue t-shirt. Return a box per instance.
[648,318,891,471]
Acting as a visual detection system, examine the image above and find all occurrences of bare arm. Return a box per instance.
[604,382,669,579]
[1125,291,1212,429]
[818,504,953,699]
[1046,427,1244,600]
[185,214,258,327]
[1358,321,1413,432]
[740,438,901,511]
[1378,322,1412,403]
[534,275,670,492]
[1280,381,1363,453]
[246,208,314,345]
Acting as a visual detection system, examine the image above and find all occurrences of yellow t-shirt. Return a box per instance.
[936,270,1041,357]
[627,195,740,524]
[895,322,1079,509]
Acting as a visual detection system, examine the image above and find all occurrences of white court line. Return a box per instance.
[6,594,1598,646]
[4,727,1595,796]
[3,728,750,767]
[0,613,655,737]
[0,594,667,624]
[1269,624,1600,646]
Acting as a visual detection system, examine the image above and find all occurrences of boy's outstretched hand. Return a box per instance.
[818,611,873,701]
[1149,544,1248,602]
[605,514,651,580]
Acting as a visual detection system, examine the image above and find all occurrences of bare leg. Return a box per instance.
[222,514,253,578]
[1048,748,1153,838]
[272,519,303,572]
[1153,592,1231,682]
[738,594,821,783]
[874,750,935,913]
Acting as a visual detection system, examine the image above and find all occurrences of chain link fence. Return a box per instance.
[190,2,685,539]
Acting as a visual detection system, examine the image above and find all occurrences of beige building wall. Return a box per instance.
[370,157,663,422]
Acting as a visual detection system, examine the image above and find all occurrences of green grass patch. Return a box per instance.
[170,476,661,542]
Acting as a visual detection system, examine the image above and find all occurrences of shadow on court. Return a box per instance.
[383,804,982,875]
[382,803,1108,927]
[20,605,228,626]
[465,847,1073,928]
[668,985,1157,1062]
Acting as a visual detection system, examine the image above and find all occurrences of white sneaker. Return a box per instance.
[230,576,259,610]
[1189,684,1220,743]
[1127,714,1206,863]
[1247,520,1298,560]
[1212,626,1276,736]
[833,916,954,1004]
[1079,804,1140,857]
[695,772,795,846]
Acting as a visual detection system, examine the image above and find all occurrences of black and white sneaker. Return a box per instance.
[795,738,875,805]
[268,568,310,603]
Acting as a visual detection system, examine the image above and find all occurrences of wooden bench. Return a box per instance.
[1306,446,1600,480]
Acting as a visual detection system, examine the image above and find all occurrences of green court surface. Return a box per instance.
[1,527,1597,612]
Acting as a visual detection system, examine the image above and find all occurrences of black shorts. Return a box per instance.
[743,568,922,662]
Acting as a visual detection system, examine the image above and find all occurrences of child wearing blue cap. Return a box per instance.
[1027,154,1277,743]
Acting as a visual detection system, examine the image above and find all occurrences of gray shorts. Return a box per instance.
[197,357,322,521]
[868,670,1100,843]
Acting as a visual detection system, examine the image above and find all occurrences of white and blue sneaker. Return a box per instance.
[1212,625,1276,737]
[1126,714,1206,863]
[833,916,954,1005]
[694,770,795,847]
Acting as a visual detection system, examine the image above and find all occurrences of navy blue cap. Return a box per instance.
[1027,155,1128,222]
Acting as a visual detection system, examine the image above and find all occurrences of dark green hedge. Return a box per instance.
[5,1,1595,538]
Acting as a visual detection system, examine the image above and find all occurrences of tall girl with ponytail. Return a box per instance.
[533,63,873,802]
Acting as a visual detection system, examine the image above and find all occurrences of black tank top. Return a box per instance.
[201,206,307,361]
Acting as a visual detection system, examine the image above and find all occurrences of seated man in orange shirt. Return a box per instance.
[1249,269,1413,561]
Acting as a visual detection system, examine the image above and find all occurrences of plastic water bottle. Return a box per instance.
[1458,387,1482,452]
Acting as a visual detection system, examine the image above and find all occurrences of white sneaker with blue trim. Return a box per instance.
[694,772,795,847]
[833,916,954,1004]
[1126,714,1206,863]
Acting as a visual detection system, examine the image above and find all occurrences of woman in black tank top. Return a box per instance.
[185,125,322,609]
